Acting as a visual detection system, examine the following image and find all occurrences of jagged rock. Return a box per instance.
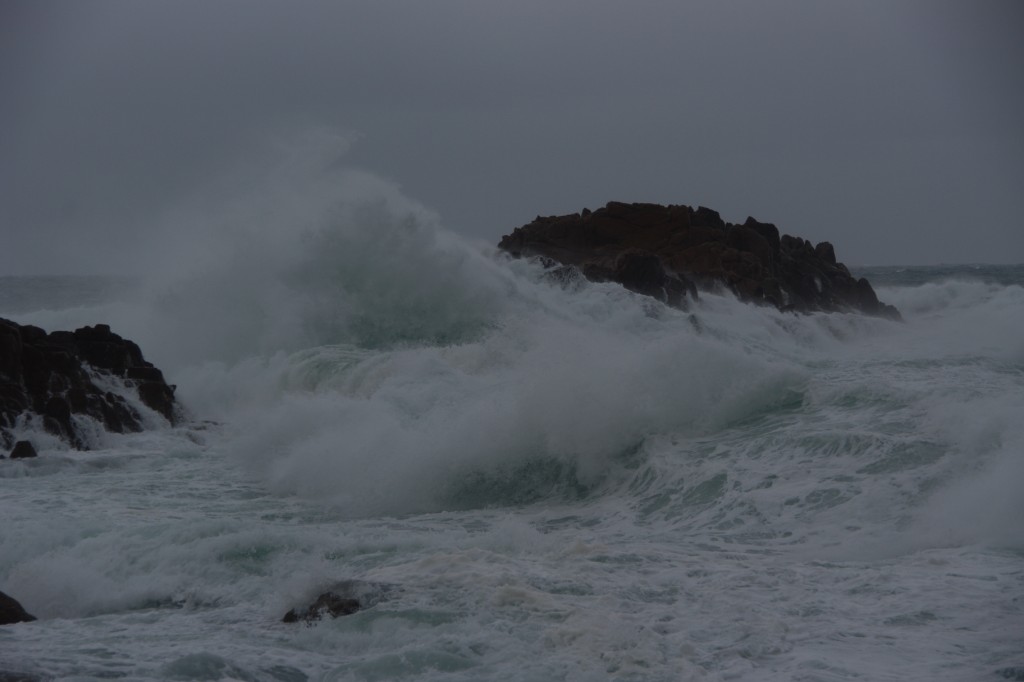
[0,590,36,624]
[0,318,179,450]
[9,441,36,459]
[498,201,900,319]
[581,250,696,308]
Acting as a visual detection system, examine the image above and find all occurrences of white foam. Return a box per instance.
[3,141,1023,681]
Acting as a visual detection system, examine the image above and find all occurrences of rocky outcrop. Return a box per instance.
[282,592,361,623]
[499,201,899,318]
[8,440,36,459]
[282,580,393,624]
[0,590,35,624]
[0,319,178,453]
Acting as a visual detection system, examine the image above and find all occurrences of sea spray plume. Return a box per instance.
[95,135,922,520]
[222,277,809,517]
[118,140,918,518]
[129,136,515,373]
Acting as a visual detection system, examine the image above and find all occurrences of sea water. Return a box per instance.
[1,172,1022,681]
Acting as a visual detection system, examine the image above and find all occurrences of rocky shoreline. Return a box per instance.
[499,201,900,319]
[0,318,178,457]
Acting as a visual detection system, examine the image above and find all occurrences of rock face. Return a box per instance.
[0,318,178,452]
[0,590,36,624]
[8,440,37,459]
[498,201,900,318]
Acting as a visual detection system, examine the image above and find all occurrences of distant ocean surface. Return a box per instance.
[2,193,1022,681]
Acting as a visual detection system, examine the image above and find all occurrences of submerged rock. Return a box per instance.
[498,201,900,318]
[0,590,36,624]
[0,318,179,451]
[282,580,393,624]
[282,592,361,623]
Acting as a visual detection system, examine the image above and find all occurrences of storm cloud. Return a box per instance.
[2,0,1022,273]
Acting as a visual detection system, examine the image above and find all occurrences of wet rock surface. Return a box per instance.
[7,440,36,459]
[282,592,361,623]
[282,580,393,624]
[0,318,178,452]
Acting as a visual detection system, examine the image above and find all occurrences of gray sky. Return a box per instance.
[2,0,1022,273]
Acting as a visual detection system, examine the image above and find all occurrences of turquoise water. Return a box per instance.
[855,263,1024,288]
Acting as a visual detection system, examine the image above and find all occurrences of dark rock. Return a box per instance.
[282,580,394,625]
[743,216,781,254]
[137,381,176,422]
[0,590,36,624]
[282,592,360,623]
[814,241,837,264]
[0,383,28,428]
[0,326,23,383]
[691,206,725,229]
[613,251,696,308]
[581,250,697,308]
[9,441,36,459]
[0,318,180,451]
[126,366,165,383]
[498,201,900,319]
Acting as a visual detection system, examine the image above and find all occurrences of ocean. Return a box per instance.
[1,185,1022,681]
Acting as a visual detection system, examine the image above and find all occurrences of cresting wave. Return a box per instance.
[152,168,817,517]
[14,162,1011,549]
[8,162,1023,537]
[3,158,1023,680]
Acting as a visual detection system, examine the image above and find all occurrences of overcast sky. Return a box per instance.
[2,0,1022,273]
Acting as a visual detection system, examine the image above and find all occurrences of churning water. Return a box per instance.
[2,169,1022,681]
